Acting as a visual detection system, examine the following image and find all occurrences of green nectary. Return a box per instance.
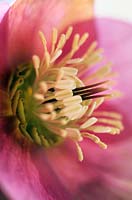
[9,63,62,147]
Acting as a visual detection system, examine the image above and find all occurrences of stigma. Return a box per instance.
[8,26,123,161]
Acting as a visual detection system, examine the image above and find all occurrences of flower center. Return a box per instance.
[8,27,123,161]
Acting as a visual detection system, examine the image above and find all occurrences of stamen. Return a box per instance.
[55,89,73,100]
[72,34,80,52]
[63,95,82,106]
[62,67,78,76]
[39,81,48,94]
[94,111,122,120]
[55,34,66,52]
[84,41,97,57]
[87,102,97,117]
[55,79,76,89]
[39,103,54,113]
[32,55,40,77]
[83,133,107,149]
[56,69,64,82]
[51,28,58,54]
[49,126,67,137]
[79,33,89,46]
[66,128,83,141]
[39,112,56,121]
[66,58,84,64]
[65,26,73,40]
[75,142,84,162]
[88,125,112,133]
[98,118,124,130]
[50,49,62,63]
[34,93,44,102]
[80,117,98,129]
[59,104,82,119]
[39,31,48,53]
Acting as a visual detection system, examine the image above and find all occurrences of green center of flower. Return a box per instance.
[8,27,123,161]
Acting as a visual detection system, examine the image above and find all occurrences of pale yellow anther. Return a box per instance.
[51,118,68,125]
[66,58,84,64]
[45,52,50,68]
[88,63,112,81]
[98,141,107,149]
[75,106,88,119]
[87,102,97,117]
[88,125,112,133]
[56,69,64,82]
[44,95,55,102]
[32,55,40,77]
[75,142,84,162]
[110,127,120,135]
[83,133,107,149]
[66,128,83,142]
[95,97,104,109]
[39,113,54,121]
[34,93,44,102]
[59,129,67,137]
[111,91,123,98]
[72,34,80,51]
[79,33,89,46]
[55,89,73,100]
[65,26,73,40]
[80,117,98,129]
[55,79,76,90]
[85,41,97,57]
[39,31,47,52]
[63,95,82,106]
[62,67,78,76]
[42,103,54,113]
[50,49,62,63]
[50,111,56,120]
[49,126,67,137]
[59,104,82,120]
[83,133,100,143]
[98,118,123,130]
[52,28,58,46]
[56,34,66,51]
[94,111,122,120]
[39,81,48,94]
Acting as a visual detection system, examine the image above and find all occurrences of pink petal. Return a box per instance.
[95,18,132,143]
[0,129,73,200]
[41,19,132,199]
[0,3,9,73]
[7,0,94,67]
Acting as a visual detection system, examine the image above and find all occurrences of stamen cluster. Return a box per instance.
[31,27,123,161]
[8,26,123,161]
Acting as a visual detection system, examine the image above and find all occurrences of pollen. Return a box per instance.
[8,26,123,161]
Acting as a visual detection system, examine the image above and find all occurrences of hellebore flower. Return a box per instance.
[0,0,132,200]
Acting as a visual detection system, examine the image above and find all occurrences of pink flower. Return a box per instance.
[0,1,132,200]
